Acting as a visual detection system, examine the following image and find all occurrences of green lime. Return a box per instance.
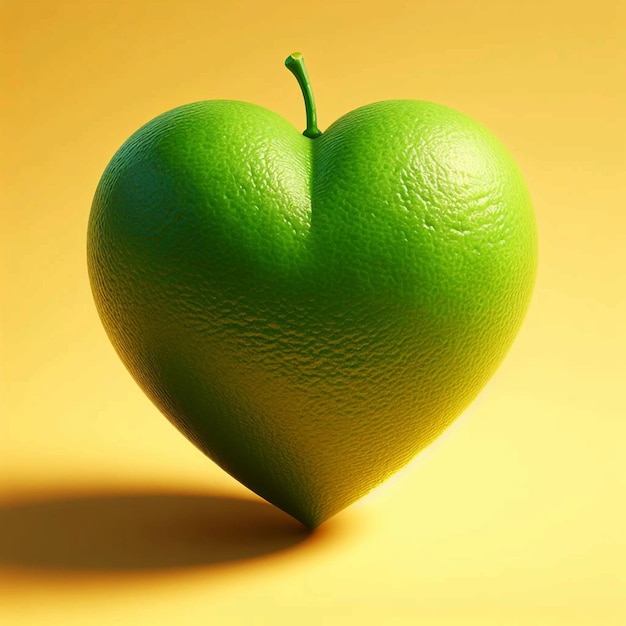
[88,53,537,528]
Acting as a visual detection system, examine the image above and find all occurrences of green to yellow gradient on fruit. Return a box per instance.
[87,52,537,528]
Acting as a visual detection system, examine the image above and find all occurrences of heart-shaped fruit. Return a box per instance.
[87,53,537,528]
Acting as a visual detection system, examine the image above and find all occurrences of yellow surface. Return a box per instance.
[1,1,625,624]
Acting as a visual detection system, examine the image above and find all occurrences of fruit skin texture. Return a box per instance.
[87,99,537,528]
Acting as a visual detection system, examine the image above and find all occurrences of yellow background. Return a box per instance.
[1,1,625,624]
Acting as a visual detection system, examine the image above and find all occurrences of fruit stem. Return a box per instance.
[285,52,322,139]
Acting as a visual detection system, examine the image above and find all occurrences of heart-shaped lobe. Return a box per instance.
[88,99,537,528]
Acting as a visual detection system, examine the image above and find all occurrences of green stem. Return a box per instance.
[285,52,322,139]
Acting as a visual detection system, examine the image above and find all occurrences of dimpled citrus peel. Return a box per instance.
[87,53,537,528]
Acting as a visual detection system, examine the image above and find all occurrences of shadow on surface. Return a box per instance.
[0,488,311,573]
